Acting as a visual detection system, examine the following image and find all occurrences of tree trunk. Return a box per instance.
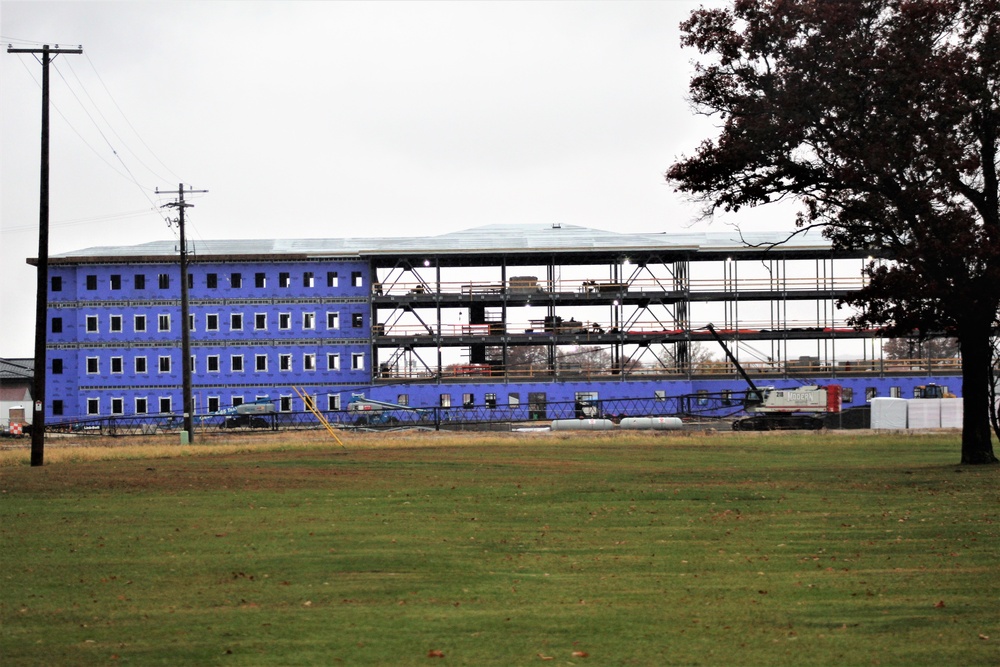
[959,318,999,464]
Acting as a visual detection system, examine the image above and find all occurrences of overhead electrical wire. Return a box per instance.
[13,54,134,182]
[2,35,55,47]
[8,46,187,234]
[83,52,184,185]
[2,209,157,234]
[64,56,181,187]
[51,61,161,205]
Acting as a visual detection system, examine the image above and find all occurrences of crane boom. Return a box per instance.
[705,323,761,398]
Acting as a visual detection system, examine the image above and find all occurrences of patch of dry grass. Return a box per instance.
[0,427,963,468]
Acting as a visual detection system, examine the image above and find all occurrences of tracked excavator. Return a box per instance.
[706,324,842,431]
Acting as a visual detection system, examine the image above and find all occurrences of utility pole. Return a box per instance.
[8,44,83,467]
[158,184,207,444]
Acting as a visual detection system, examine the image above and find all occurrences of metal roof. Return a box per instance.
[0,358,34,382]
[46,223,836,262]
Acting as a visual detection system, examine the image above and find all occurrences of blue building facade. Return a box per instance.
[47,257,374,420]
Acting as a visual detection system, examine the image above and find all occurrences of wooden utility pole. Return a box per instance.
[7,44,83,467]
[158,184,207,443]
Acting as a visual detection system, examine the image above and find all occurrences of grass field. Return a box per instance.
[1,430,998,666]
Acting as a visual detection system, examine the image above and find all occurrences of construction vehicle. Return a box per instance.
[212,398,276,429]
[914,383,955,399]
[706,323,842,430]
[347,394,431,425]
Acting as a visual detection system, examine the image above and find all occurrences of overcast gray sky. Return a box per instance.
[1,1,799,357]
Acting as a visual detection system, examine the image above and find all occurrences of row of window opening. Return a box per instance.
[60,271,365,293]
[57,311,364,334]
[64,351,365,376]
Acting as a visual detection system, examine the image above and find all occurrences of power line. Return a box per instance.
[83,52,183,184]
[2,36,63,47]
[13,54,135,181]
[52,60,153,190]
[1,208,160,233]
[10,51,180,231]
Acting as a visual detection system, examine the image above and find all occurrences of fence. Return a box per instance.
[39,393,744,438]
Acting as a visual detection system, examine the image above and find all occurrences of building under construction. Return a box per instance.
[36,224,961,422]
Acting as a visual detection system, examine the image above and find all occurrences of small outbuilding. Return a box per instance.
[1,358,34,429]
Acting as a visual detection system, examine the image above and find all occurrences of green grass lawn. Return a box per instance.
[1,431,998,666]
